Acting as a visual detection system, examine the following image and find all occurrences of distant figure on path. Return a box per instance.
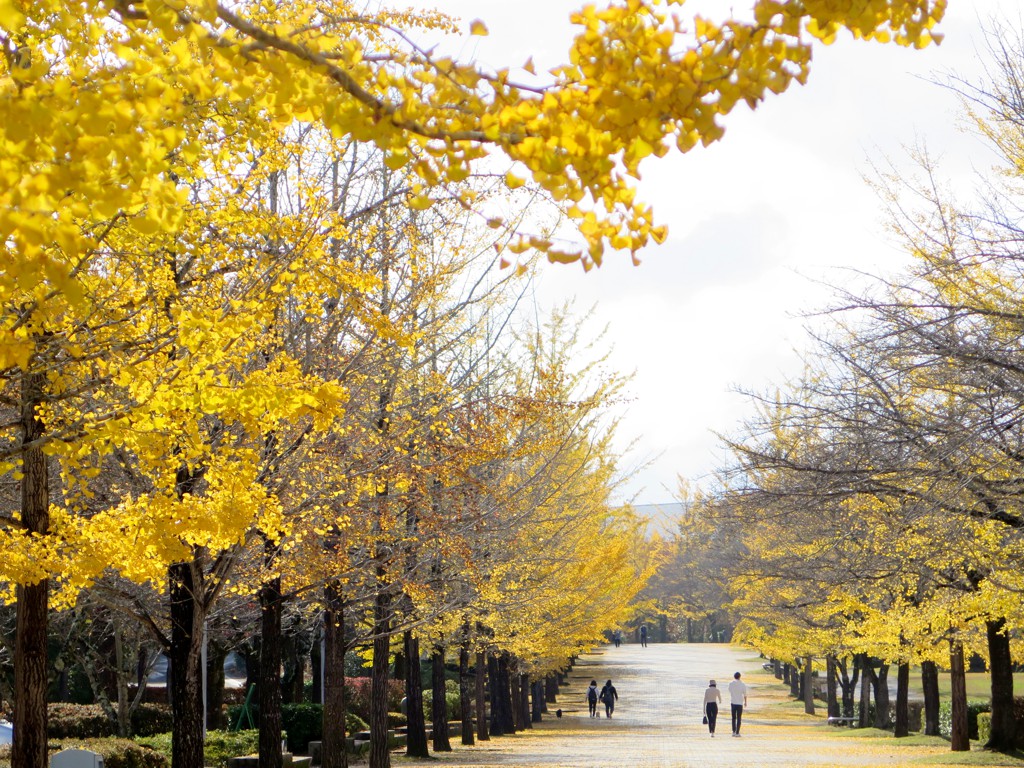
[613,629,622,648]
[600,679,618,718]
[728,671,748,736]
[703,679,721,736]
[639,624,648,647]
[586,679,599,718]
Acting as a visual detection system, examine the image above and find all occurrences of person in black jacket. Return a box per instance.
[599,679,618,718]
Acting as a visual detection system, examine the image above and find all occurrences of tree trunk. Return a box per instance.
[789,661,800,698]
[519,674,531,729]
[826,656,839,718]
[488,655,502,736]
[13,370,49,768]
[322,581,347,768]
[458,644,474,745]
[404,632,428,757]
[310,627,322,707]
[496,655,515,734]
[531,680,543,723]
[782,663,790,686]
[871,664,890,729]
[858,655,870,729]
[259,573,283,768]
[894,662,909,737]
[368,582,391,768]
[921,660,940,737]
[510,672,521,730]
[803,658,815,715]
[169,561,205,768]
[545,674,557,704]
[773,659,782,680]
[985,618,1017,752]
[207,643,227,731]
[475,652,489,742]
[431,645,451,751]
[949,641,969,752]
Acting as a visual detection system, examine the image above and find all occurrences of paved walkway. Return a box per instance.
[394,643,958,768]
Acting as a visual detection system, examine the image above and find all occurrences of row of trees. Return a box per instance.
[663,23,1024,755]
[0,2,947,768]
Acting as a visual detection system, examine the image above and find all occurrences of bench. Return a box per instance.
[827,716,856,727]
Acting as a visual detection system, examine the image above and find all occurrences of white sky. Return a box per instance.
[392,0,1015,504]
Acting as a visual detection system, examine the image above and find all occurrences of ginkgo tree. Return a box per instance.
[0,1,949,768]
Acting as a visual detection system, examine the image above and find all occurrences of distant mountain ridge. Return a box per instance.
[630,502,687,537]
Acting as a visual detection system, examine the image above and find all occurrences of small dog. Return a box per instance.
[555,709,562,718]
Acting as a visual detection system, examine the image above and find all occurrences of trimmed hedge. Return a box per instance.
[135,730,259,768]
[46,739,167,768]
[47,704,173,739]
[223,705,366,753]
[938,700,990,740]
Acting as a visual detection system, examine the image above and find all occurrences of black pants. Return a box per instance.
[705,702,718,733]
[731,704,743,734]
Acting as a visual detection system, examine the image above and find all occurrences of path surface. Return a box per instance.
[397,643,945,768]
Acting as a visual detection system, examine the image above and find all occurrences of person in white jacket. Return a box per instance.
[728,672,749,736]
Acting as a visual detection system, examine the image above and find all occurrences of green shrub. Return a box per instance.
[48,704,116,738]
[203,730,259,768]
[938,700,990,740]
[46,703,172,739]
[222,705,367,753]
[49,739,167,768]
[422,680,461,723]
[129,705,173,738]
[281,705,318,754]
[136,730,259,768]
[386,712,406,729]
[978,712,992,744]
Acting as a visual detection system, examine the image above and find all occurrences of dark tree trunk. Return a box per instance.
[950,641,969,752]
[782,663,791,686]
[773,659,782,680]
[510,673,521,731]
[532,680,543,723]
[545,674,557,704]
[431,645,451,751]
[686,618,694,644]
[259,573,283,768]
[169,561,205,768]
[921,660,940,737]
[826,656,839,718]
[393,652,405,684]
[496,655,515,735]
[310,627,322,707]
[459,644,474,745]
[789,661,800,698]
[475,652,489,742]
[322,581,347,768]
[207,644,227,730]
[13,372,49,768]
[894,662,909,737]
[368,583,392,768]
[839,657,858,719]
[488,655,502,736]
[858,655,870,728]
[519,674,532,729]
[985,618,1017,752]
[404,632,428,757]
[803,658,814,715]
[870,664,890,729]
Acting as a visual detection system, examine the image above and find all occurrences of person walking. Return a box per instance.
[728,671,748,736]
[639,624,648,647]
[586,679,599,718]
[613,629,622,648]
[600,679,618,718]
[703,679,722,736]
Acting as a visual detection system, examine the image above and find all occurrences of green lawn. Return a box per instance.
[907,670,1024,702]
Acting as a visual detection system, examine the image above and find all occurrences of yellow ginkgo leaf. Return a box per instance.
[469,19,488,36]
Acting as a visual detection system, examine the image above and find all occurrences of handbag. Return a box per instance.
[702,715,708,725]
